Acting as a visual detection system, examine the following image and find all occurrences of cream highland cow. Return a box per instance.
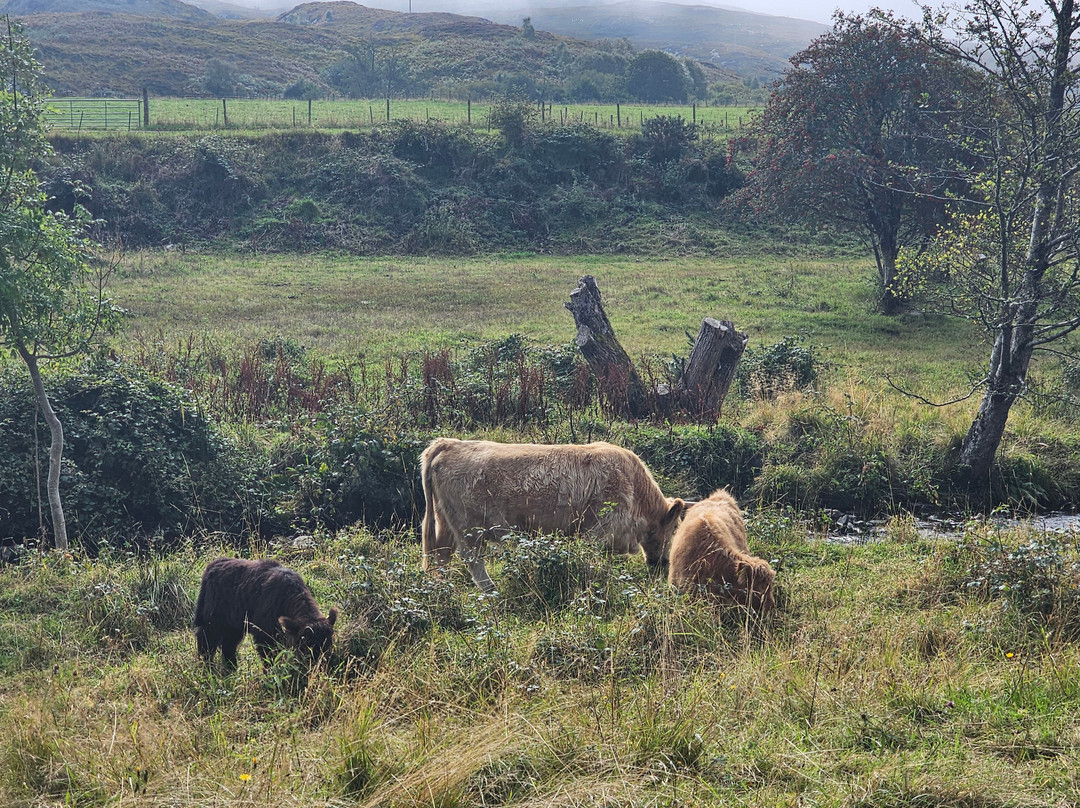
[420,438,687,592]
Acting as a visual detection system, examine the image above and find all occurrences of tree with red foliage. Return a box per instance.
[739,11,977,313]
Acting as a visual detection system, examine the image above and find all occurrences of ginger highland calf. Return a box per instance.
[668,489,775,612]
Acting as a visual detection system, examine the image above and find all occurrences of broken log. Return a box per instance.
[564,275,647,418]
[676,317,748,421]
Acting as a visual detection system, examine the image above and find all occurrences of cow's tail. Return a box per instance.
[420,438,451,571]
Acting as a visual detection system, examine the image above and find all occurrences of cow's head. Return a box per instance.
[643,497,689,568]
[280,607,338,665]
[736,560,775,613]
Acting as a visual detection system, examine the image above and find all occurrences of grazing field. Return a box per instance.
[3,249,1080,807]
[113,251,981,394]
[47,97,755,134]
[2,519,1078,807]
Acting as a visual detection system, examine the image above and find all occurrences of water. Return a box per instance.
[826,512,1080,544]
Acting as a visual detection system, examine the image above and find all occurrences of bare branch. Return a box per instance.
[884,372,989,407]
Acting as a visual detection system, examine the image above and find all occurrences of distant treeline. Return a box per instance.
[43,108,745,254]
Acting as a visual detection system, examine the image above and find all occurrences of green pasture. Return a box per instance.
[114,251,982,395]
[47,96,755,133]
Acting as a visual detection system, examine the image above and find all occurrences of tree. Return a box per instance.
[740,12,975,313]
[203,58,236,97]
[0,18,119,549]
[625,50,688,102]
[640,114,697,164]
[897,0,1080,487]
[683,58,708,101]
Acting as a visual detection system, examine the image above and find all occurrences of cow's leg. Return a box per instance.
[220,628,244,671]
[432,514,455,566]
[459,529,497,593]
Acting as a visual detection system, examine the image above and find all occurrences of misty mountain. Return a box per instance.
[0,0,214,20]
[190,0,280,18]
[474,0,825,79]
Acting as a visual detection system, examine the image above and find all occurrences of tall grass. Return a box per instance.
[2,521,1078,806]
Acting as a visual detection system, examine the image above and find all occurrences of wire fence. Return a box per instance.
[45,98,144,131]
[44,96,754,135]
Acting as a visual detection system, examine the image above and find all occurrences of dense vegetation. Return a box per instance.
[41,113,746,253]
[4,248,1080,548]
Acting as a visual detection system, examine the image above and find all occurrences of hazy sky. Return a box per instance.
[224,0,927,27]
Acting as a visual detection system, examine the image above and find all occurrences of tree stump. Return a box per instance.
[676,317,748,421]
[564,275,647,418]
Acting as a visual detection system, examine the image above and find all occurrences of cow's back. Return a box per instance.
[428,439,640,535]
[196,558,279,627]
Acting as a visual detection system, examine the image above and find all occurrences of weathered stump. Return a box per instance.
[676,317,748,421]
[564,275,647,418]
[565,276,746,422]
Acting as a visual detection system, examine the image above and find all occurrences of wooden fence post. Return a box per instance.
[222,98,228,127]
[142,88,149,127]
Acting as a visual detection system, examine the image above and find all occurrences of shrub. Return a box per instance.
[639,115,697,164]
[337,542,472,668]
[965,531,1080,639]
[282,406,425,530]
[284,197,320,223]
[624,423,763,498]
[489,95,538,147]
[495,533,610,616]
[737,336,821,399]
[0,359,262,549]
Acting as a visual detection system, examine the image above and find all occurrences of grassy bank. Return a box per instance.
[1,519,1078,807]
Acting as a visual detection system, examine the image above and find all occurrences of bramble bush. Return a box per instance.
[736,336,821,399]
[0,359,264,550]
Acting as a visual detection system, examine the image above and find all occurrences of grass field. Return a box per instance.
[2,519,1078,807]
[114,251,981,396]
[47,97,756,134]
[3,248,1080,806]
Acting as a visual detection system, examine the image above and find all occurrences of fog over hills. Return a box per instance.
[198,0,924,26]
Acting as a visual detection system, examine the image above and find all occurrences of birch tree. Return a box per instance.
[0,17,119,549]
[900,0,1080,486]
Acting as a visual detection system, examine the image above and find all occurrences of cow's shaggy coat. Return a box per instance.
[420,438,686,592]
[193,557,338,669]
[668,489,776,612]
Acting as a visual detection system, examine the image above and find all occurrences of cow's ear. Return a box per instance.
[279,616,301,637]
[327,608,338,627]
[666,498,687,522]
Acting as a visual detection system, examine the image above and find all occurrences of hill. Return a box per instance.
[475,0,826,79]
[0,0,810,97]
[0,0,213,20]
[5,0,740,98]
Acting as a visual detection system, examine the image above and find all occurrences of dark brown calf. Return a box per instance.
[194,557,338,670]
